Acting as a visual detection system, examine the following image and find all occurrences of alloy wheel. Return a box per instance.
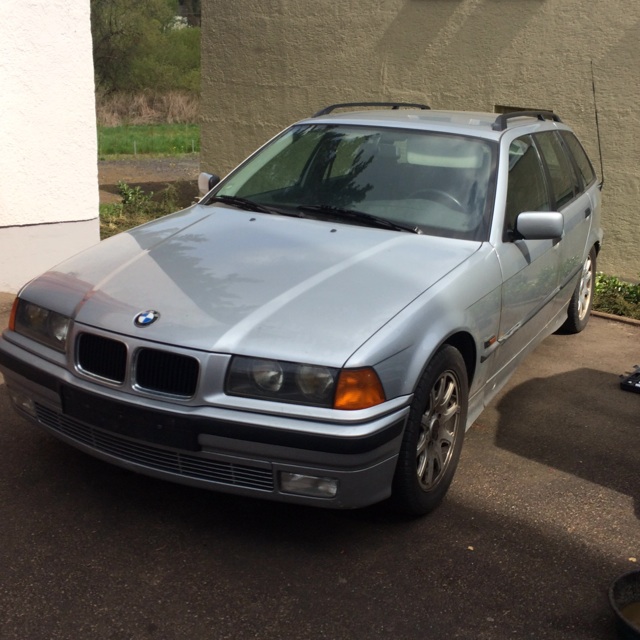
[578,254,594,321]
[416,370,461,490]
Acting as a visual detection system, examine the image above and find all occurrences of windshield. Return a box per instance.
[211,124,497,240]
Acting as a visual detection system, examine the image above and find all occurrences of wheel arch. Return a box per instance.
[408,329,478,396]
[442,331,477,388]
[391,333,472,516]
[593,240,602,258]
[375,326,480,401]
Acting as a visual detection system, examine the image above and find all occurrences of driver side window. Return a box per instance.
[504,135,550,235]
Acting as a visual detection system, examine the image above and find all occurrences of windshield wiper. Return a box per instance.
[297,204,422,234]
[210,195,284,215]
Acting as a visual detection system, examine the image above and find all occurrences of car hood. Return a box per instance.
[26,205,481,366]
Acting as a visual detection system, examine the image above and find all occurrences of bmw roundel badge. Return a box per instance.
[134,310,160,327]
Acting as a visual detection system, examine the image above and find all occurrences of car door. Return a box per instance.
[535,130,591,297]
[490,134,560,385]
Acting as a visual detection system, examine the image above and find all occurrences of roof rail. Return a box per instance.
[313,102,431,117]
[492,110,562,131]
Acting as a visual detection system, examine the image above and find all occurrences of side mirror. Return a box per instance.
[198,172,221,197]
[514,212,564,240]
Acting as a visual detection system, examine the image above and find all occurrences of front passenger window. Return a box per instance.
[505,136,550,234]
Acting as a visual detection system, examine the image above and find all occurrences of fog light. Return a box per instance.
[279,472,338,498]
[9,390,37,417]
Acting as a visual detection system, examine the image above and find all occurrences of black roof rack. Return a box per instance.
[492,110,562,131]
[313,102,431,117]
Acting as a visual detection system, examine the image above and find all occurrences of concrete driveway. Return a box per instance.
[0,290,638,639]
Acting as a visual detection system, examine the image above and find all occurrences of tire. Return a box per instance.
[392,345,468,516]
[559,247,596,334]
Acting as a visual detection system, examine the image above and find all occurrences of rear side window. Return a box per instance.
[505,135,550,232]
[560,131,596,187]
[535,131,580,209]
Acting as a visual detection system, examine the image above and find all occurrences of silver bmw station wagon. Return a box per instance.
[0,103,603,515]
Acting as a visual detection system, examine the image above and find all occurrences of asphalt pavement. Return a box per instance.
[0,290,639,640]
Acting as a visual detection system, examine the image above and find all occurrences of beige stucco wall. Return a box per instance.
[0,0,100,292]
[201,0,640,280]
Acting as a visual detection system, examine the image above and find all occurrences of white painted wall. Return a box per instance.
[0,0,100,292]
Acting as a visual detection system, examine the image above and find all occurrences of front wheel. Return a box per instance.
[559,247,596,334]
[392,345,468,516]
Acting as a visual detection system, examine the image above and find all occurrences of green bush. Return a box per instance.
[129,27,201,93]
[100,181,183,239]
[593,273,640,320]
[91,0,200,94]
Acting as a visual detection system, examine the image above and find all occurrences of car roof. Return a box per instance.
[300,107,567,140]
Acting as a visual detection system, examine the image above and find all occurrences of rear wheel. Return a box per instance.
[392,345,468,516]
[560,247,596,334]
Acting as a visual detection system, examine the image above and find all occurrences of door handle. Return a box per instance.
[584,207,592,218]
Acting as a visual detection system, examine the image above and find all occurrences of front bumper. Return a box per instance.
[0,338,409,509]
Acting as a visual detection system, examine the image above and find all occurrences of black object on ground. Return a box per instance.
[610,570,640,639]
[620,365,640,394]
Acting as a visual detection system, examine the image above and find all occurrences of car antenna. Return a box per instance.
[591,60,605,191]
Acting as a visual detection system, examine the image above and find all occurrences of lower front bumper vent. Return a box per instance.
[34,404,274,492]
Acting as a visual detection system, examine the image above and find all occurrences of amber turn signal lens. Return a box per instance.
[8,297,19,331]
[333,368,386,410]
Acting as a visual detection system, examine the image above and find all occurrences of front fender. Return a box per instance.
[346,245,502,401]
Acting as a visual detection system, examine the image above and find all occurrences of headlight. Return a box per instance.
[295,364,335,399]
[226,356,386,410]
[226,356,338,407]
[13,299,71,352]
[251,359,284,392]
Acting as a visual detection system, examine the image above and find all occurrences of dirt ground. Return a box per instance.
[98,155,201,206]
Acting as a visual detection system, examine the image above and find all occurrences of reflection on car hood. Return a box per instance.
[27,204,481,365]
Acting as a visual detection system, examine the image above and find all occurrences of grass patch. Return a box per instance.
[593,273,640,320]
[98,123,200,157]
